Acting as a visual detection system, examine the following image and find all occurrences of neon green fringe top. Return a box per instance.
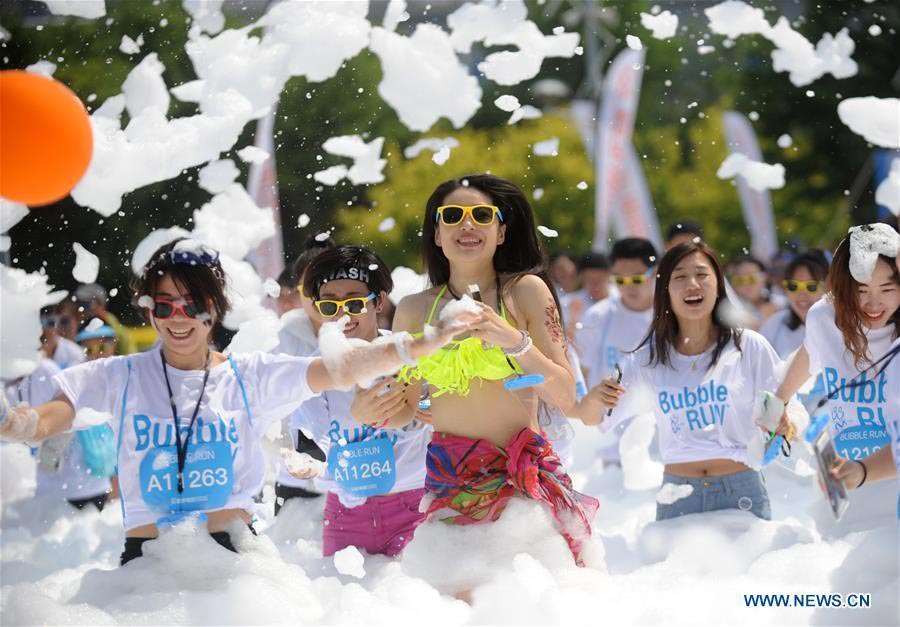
[397,285,522,397]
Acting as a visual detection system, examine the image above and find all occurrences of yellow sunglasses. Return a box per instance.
[610,269,654,286]
[783,279,822,294]
[435,204,504,226]
[314,293,376,317]
[729,274,761,286]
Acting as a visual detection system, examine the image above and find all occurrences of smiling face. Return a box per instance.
[668,251,719,323]
[611,258,654,312]
[730,260,766,303]
[785,265,823,322]
[316,278,382,341]
[149,274,214,361]
[856,258,900,329]
[434,187,506,265]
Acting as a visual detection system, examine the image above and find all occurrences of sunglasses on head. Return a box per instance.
[783,279,822,294]
[611,269,654,286]
[314,293,376,317]
[150,299,204,319]
[435,204,504,226]
[729,274,761,286]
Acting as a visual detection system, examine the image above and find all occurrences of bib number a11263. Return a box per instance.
[139,441,234,513]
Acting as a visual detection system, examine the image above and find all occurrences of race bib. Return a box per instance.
[139,441,234,514]
[833,425,888,461]
[327,438,396,498]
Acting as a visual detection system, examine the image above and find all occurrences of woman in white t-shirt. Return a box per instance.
[776,226,899,464]
[760,250,830,358]
[0,238,477,565]
[775,225,899,525]
[580,240,794,520]
[283,245,432,557]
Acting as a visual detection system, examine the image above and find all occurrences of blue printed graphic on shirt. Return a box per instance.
[823,367,889,460]
[658,380,730,433]
[134,413,237,514]
[326,420,397,497]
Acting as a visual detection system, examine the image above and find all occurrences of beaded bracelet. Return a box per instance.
[503,330,533,358]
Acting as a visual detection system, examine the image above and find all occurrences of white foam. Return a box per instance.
[183,0,225,35]
[119,34,144,55]
[656,482,694,505]
[837,97,900,149]
[777,133,793,148]
[71,243,100,284]
[297,214,310,228]
[263,277,280,299]
[72,408,113,430]
[378,217,396,233]
[716,152,785,191]
[237,145,269,164]
[388,266,428,306]
[507,105,542,125]
[640,10,678,40]
[0,265,66,379]
[875,159,900,216]
[25,60,56,77]
[533,137,559,157]
[42,0,105,19]
[322,136,386,185]
[370,24,482,132]
[626,35,643,51]
[847,223,900,283]
[537,225,558,238]
[494,95,521,112]
[382,0,409,32]
[198,159,239,194]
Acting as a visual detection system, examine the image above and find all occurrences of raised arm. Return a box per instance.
[775,346,812,403]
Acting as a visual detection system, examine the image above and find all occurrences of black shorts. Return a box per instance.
[68,493,109,512]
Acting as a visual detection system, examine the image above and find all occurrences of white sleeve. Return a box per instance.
[746,331,783,394]
[574,306,602,374]
[802,302,827,374]
[601,348,654,432]
[29,360,62,405]
[240,352,316,427]
[51,356,129,422]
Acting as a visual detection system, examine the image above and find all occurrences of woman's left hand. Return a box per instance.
[468,302,522,350]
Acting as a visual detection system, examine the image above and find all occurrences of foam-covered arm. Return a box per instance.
[0,395,76,444]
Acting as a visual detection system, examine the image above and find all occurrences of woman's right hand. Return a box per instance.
[349,377,409,427]
[593,376,626,409]
[829,458,865,491]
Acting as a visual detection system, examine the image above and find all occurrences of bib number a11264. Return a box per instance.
[327,438,396,498]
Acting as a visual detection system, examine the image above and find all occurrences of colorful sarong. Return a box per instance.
[424,428,599,565]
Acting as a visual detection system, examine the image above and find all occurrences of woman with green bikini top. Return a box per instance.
[380,174,577,445]
[372,175,600,592]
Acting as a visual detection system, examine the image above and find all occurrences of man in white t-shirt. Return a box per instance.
[562,252,617,338]
[575,238,657,463]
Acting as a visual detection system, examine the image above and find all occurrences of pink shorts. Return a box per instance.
[322,488,426,557]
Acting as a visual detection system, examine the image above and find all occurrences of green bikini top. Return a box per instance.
[397,282,523,397]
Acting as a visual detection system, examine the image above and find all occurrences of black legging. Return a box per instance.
[119,527,256,566]
[68,493,109,512]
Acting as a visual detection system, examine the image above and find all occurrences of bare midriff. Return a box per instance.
[430,379,541,448]
[125,508,251,538]
[664,458,751,478]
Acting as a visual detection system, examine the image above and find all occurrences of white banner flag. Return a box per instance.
[722,111,779,262]
[246,109,285,294]
[594,47,648,252]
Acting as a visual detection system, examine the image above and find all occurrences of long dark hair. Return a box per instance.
[421,174,561,315]
[637,241,741,369]
[784,249,830,331]
[829,237,900,368]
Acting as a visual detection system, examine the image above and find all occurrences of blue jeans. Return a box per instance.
[656,469,771,521]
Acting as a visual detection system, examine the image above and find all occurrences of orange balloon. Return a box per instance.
[0,70,93,206]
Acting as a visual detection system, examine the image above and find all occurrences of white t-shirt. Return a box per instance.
[52,346,314,530]
[804,299,896,460]
[878,340,900,516]
[292,345,430,508]
[52,337,86,370]
[272,308,322,490]
[575,297,652,388]
[759,308,805,359]
[608,330,781,465]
